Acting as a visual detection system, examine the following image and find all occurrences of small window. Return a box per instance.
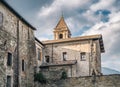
[22,60,25,71]
[59,34,63,39]
[38,48,41,61]
[81,52,86,61]
[6,75,11,87]
[63,52,67,61]
[45,56,50,63]
[7,52,12,66]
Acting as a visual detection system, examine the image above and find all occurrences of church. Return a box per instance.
[35,16,105,78]
[0,0,105,87]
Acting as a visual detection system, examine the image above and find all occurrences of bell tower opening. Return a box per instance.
[53,16,71,40]
[59,34,63,39]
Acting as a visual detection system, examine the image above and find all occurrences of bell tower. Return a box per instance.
[53,16,71,40]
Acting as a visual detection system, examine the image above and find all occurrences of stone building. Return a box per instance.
[0,0,105,87]
[35,37,44,73]
[39,16,105,78]
[0,1,36,87]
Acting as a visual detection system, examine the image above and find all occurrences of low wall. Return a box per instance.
[34,74,120,87]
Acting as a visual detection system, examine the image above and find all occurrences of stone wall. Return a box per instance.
[35,74,120,87]
[35,39,44,73]
[43,39,101,77]
[40,64,76,79]
[0,1,36,87]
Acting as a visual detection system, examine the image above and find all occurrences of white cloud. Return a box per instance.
[109,11,120,23]
[82,11,120,71]
[102,54,120,71]
[90,0,115,11]
[35,0,120,71]
[38,37,50,41]
[6,0,120,72]
[38,0,90,17]
[36,0,94,38]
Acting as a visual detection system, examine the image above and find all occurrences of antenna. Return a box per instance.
[61,10,64,17]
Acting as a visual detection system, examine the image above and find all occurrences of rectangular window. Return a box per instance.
[81,52,86,61]
[6,75,11,87]
[63,52,67,61]
[7,52,12,66]
[38,48,41,61]
[45,56,50,63]
[22,60,25,71]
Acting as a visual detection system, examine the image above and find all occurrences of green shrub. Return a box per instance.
[61,71,67,79]
[34,72,47,84]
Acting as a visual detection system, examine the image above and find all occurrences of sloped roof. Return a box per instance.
[42,34,105,53]
[40,60,77,67]
[54,16,69,31]
[35,37,44,46]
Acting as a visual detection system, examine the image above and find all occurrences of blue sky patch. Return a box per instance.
[95,10,111,16]
[73,26,91,36]
[95,10,111,22]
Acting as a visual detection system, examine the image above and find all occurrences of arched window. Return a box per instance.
[59,34,63,39]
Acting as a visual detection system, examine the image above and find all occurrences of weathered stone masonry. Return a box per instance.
[41,16,105,78]
[1,1,120,87]
[35,74,120,87]
[0,1,36,87]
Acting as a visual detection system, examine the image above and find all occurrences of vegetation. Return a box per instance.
[61,71,67,79]
[34,72,47,84]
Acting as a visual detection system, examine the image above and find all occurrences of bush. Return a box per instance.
[61,71,67,79]
[34,72,47,84]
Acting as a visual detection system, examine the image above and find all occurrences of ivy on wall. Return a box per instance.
[34,72,47,84]
[61,71,67,79]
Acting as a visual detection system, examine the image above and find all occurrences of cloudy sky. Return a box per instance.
[5,0,120,72]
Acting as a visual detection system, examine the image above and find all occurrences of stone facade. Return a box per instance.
[35,74,120,87]
[41,35,104,77]
[35,38,44,73]
[0,1,107,87]
[39,16,105,78]
[0,1,36,87]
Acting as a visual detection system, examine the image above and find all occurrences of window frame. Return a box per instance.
[45,55,50,63]
[37,48,41,61]
[7,52,12,66]
[22,59,25,72]
[63,52,67,61]
[6,75,11,87]
[80,52,86,61]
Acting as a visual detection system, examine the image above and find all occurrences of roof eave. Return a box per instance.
[35,37,44,46]
[0,0,36,30]
[99,36,105,53]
